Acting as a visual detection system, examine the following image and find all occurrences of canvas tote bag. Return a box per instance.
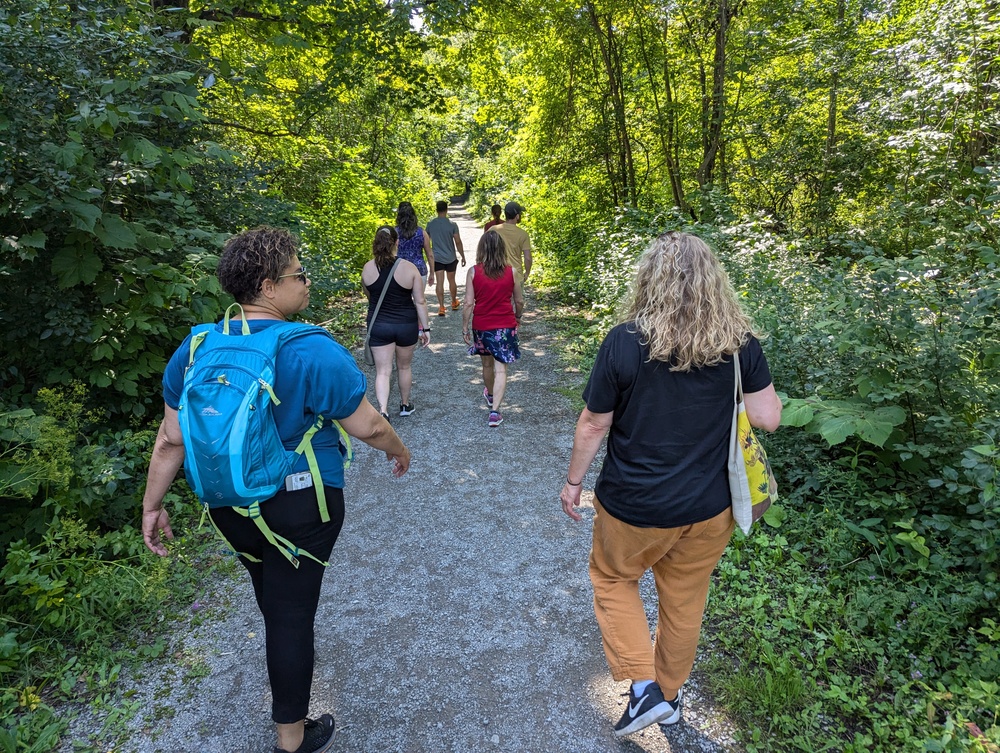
[728,351,778,534]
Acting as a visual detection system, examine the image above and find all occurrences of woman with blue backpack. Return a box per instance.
[141,226,412,753]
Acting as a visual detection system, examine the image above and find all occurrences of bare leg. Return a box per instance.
[447,271,459,305]
[480,355,495,396]
[276,721,304,752]
[372,344,396,414]
[435,270,446,309]
[395,344,416,406]
[492,360,508,412]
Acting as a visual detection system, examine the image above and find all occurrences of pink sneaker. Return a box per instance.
[488,411,503,427]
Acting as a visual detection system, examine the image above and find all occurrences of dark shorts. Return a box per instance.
[435,259,458,274]
[468,327,520,363]
[369,320,418,347]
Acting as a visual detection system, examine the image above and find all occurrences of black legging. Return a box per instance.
[210,485,345,723]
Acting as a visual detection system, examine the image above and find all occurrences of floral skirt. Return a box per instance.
[468,327,520,364]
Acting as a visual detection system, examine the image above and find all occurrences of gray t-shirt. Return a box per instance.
[426,216,459,264]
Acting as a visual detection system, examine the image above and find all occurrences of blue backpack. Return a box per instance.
[177,305,352,568]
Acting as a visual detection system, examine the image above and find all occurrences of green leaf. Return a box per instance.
[57,198,102,232]
[95,215,137,249]
[844,520,880,547]
[779,398,815,427]
[762,503,785,528]
[19,230,47,248]
[51,246,102,286]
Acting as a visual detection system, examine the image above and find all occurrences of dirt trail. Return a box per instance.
[61,207,738,753]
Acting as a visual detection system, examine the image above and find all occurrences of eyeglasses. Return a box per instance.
[276,266,308,283]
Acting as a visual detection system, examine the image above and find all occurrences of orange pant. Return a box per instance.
[588,498,735,699]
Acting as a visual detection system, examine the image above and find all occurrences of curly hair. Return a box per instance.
[477,231,508,279]
[396,201,418,239]
[217,226,299,304]
[372,225,398,269]
[620,232,757,371]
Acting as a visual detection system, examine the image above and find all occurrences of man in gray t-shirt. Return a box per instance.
[426,200,466,315]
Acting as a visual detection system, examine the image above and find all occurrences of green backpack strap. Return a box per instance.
[205,501,329,569]
[292,414,353,524]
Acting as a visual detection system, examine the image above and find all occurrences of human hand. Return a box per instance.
[419,330,430,347]
[143,507,174,556]
[462,330,471,344]
[387,448,411,476]
[560,483,583,521]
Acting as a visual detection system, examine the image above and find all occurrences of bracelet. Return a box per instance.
[566,478,582,486]
[419,327,430,333]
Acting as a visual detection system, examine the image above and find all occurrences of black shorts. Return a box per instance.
[369,320,418,347]
[435,259,459,274]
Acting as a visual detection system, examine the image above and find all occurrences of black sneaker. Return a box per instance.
[614,682,673,737]
[658,687,683,727]
[273,714,336,753]
[379,411,390,423]
[399,403,415,416]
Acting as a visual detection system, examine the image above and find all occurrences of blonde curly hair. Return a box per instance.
[620,231,757,371]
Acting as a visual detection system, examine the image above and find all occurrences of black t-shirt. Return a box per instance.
[583,323,773,528]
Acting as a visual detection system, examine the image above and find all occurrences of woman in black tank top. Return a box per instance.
[361,226,430,419]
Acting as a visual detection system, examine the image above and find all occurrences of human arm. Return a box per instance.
[406,262,431,346]
[142,405,184,556]
[461,266,475,344]
[422,231,434,279]
[512,279,524,323]
[745,384,782,432]
[361,260,375,301]
[454,230,466,266]
[560,408,614,521]
[338,399,411,476]
[522,242,533,283]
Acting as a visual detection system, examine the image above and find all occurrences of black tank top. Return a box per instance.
[365,263,417,325]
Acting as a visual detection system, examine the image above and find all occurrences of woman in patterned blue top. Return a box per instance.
[395,200,434,287]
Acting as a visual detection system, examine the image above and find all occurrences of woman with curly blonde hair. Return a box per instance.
[560,231,781,737]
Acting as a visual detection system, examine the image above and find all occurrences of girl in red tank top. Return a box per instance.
[462,232,525,427]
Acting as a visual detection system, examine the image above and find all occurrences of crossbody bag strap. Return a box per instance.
[363,258,402,348]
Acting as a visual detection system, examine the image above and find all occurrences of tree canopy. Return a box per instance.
[2,0,998,750]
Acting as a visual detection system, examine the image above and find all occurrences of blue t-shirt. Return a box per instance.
[163,319,367,489]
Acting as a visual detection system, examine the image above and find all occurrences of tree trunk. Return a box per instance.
[586,3,638,205]
[696,0,733,188]
[634,6,688,211]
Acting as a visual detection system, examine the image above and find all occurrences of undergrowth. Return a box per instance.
[539,234,1000,752]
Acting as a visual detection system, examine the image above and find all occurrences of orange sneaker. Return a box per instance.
[437,305,446,317]
[451,299,462,310]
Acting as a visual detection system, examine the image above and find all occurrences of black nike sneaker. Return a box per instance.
[613,682,676,737]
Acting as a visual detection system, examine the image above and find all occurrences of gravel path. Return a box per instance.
[60,207,740,753]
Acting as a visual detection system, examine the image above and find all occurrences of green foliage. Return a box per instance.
[704,478,1000,751]
[0,385,159,560]
[0,514,207,749]
[540,200,1000,748]
[0,0,240,420]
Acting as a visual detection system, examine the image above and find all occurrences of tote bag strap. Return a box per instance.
[363,258,402,349]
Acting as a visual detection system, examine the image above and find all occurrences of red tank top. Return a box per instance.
[471,265,516,330]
